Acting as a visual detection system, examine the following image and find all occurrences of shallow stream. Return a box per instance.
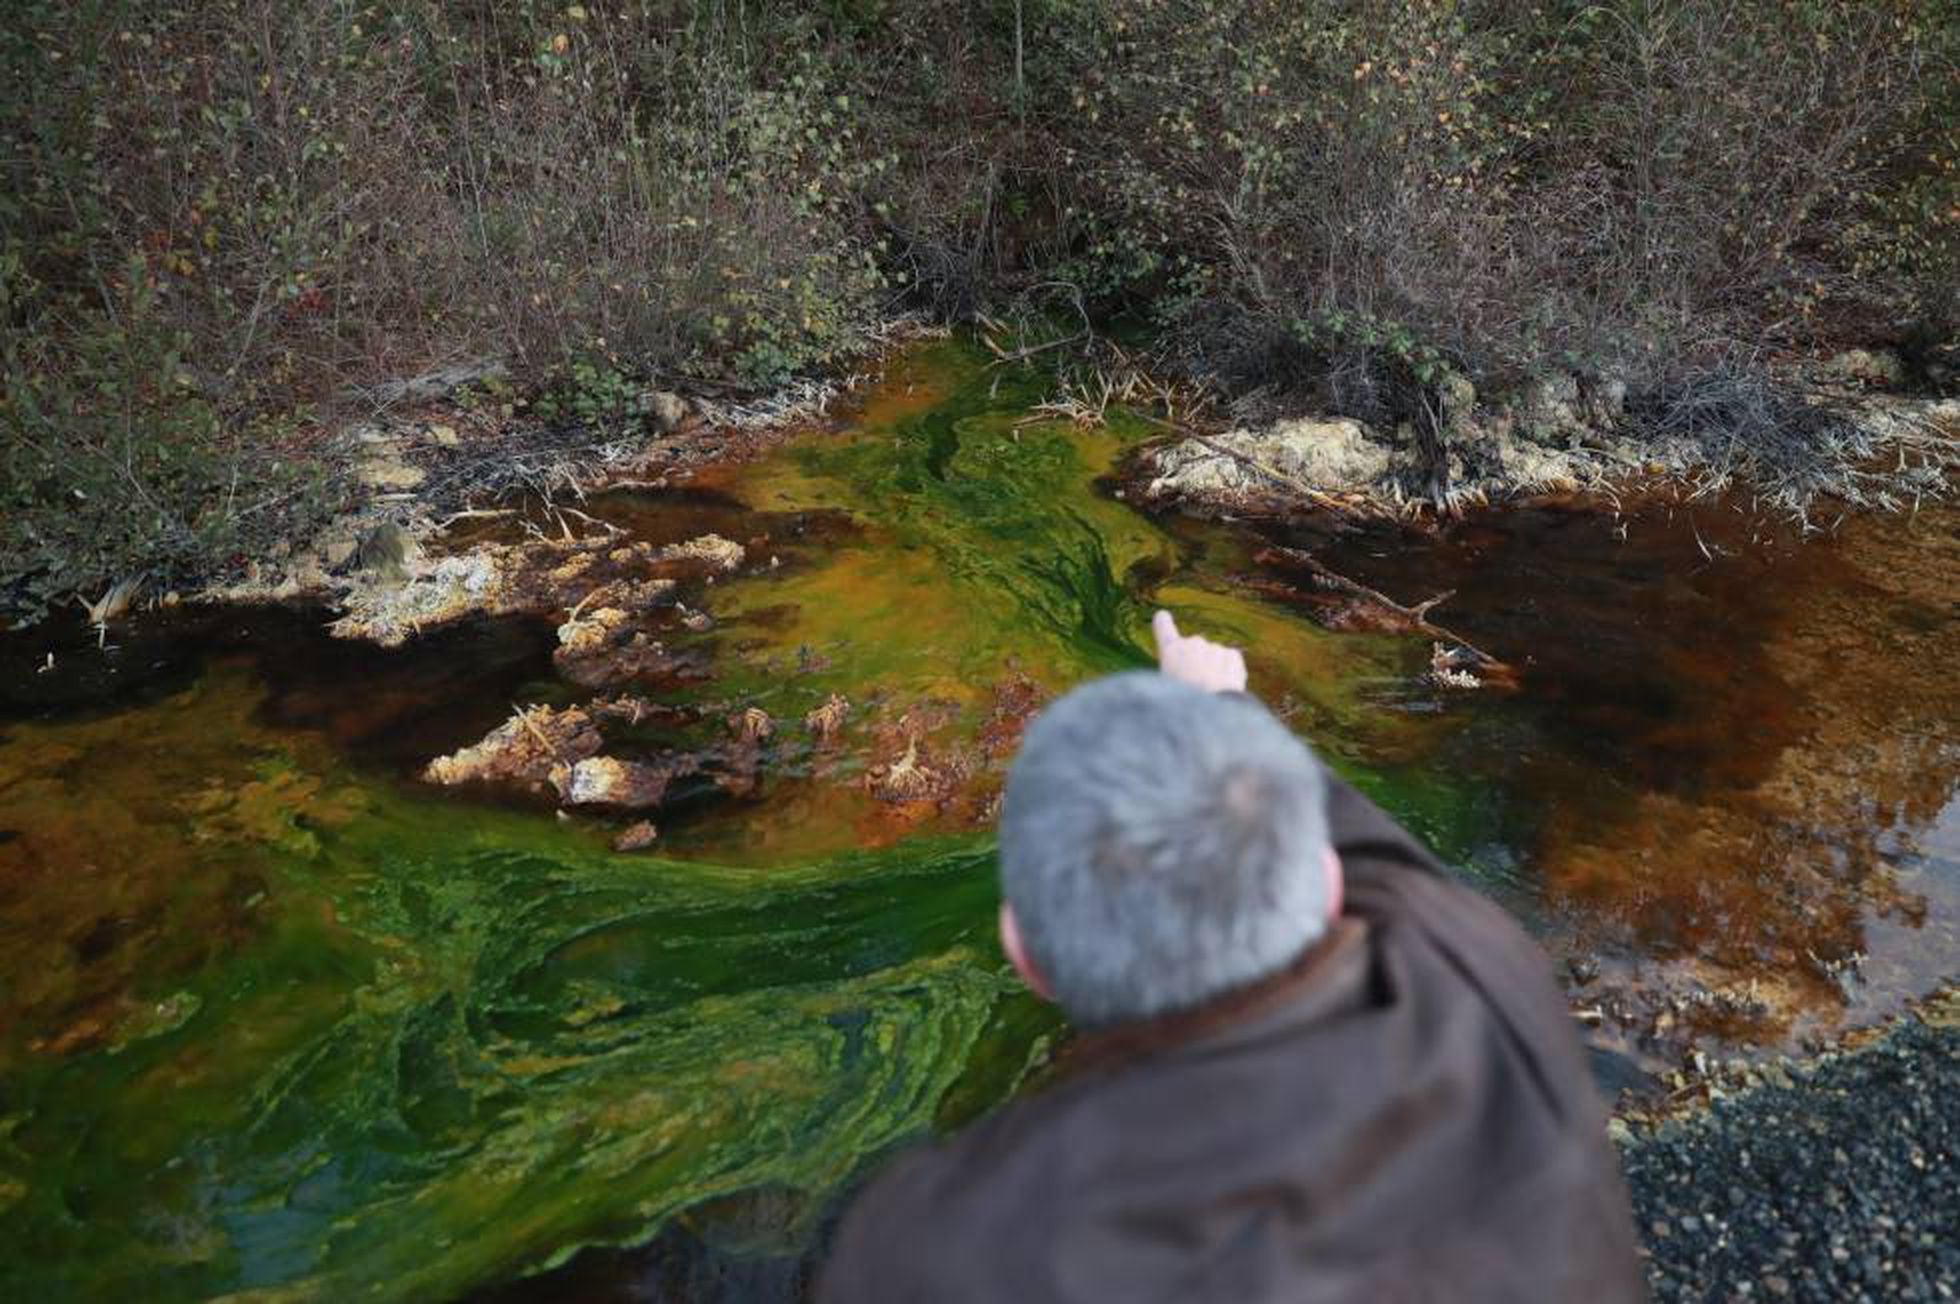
[2,340,1953,1300]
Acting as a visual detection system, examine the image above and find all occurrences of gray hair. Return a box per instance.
[999,671,1333,1028]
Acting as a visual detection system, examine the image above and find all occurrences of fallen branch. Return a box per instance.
[1251,545,1515,689]
[983,328,1089,367]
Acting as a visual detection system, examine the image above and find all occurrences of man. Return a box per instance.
[819,613,1646,1303]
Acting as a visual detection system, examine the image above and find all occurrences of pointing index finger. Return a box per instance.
[1151,609,1180,654]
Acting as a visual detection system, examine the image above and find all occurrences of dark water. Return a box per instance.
[1,340,1952,1300]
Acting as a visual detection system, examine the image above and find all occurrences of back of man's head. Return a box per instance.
[999,671,1334,1028]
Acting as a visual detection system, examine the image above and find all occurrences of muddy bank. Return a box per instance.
[1130,358,1960,523]
[160,326,927,633]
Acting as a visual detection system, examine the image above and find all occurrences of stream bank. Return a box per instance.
[1619,989,1959,1303]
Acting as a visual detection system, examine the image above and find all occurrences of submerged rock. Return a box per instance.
[654,533,745,574]
[611,820,659,852]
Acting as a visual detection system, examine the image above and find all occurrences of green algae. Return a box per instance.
[665,338,1444,864]
[0,340,1506,1301]
[708,340,1165,696]
[0,674,1043,1300]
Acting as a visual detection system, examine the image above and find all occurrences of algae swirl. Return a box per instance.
[0,340,1462,1300]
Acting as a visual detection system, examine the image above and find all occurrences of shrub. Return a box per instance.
[1042,0,1956,403]
[0,1,893,617]
[0,254,332,624]
[3,0,1955,615]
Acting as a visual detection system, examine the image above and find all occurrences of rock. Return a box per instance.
[1429,642,1487,689]
[428,423,460,447]
[1821,348,1906,388]
[611,820,659,852]
[655,533,745,573]
[354,444,427,492]
[1619,1015,1960,1302]
[424,705,603,791]
[640,390,690,432]
[863,720,971,805]
[557,756,672,808]
[1585,374,1630,424]
[554,626,683,689]
[285,550,330,592]
[867,737,938,801]
[582,577,677,611]
[1489,427,1588,492]
[1517,372,1585,437]
[330,549,510,647]
[711,707,777,798]
[1144,418,1391,502]
[587,695,675,727]
[556,606,632,657]
[1842,394,1960,444]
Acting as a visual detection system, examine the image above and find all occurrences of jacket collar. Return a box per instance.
[1056,917,1371,1079]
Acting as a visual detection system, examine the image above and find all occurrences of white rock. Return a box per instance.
[559,756,671,808]
[1146,418,1390,499]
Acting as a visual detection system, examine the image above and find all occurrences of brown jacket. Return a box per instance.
[818,778,1647,1303]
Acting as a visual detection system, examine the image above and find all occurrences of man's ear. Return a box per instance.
[1323,846,1345,921]
[998,901,1054,1002]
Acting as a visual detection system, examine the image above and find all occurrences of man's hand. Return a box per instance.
[1151,610,1248,694]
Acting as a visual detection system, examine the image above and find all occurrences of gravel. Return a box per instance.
[1618,1017,1960,1303]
